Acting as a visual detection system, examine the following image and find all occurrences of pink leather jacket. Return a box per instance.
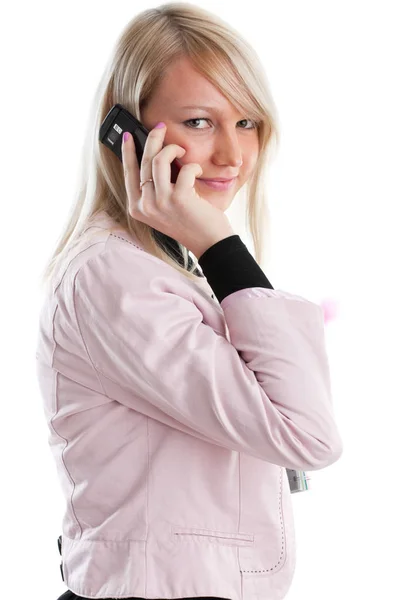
[35,210,343,600]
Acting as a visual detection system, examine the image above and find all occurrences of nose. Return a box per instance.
[213,130,244,168]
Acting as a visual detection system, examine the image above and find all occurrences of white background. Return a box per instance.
[1,1,399,598]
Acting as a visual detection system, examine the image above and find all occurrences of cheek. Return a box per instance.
[176,150,209,173]
[246,149,259,175]
[181,144,207,162]
[165,132,200,155]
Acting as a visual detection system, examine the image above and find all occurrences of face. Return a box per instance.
[140,56,259,212]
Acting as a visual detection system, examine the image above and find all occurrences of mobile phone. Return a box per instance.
[99,103,182,184]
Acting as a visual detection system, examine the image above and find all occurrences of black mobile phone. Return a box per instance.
[99,103,181,184]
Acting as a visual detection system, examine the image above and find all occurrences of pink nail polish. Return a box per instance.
[154,122,165,129]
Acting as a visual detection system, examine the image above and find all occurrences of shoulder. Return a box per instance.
[73,230,189,301]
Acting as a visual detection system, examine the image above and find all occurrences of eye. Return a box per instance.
[183,118,258,130]
[237,119,258,129]
[183,118,210,129]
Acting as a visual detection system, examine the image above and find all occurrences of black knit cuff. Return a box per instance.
[198,235,274,303]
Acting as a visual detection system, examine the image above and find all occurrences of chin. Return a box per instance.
[195,182,238,212]
[206,196,232,212]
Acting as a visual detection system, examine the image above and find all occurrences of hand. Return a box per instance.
[121,124,235,259]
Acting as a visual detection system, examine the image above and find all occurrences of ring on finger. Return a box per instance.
[140,177,154,190]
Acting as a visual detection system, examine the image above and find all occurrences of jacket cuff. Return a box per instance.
[198,235,274,303]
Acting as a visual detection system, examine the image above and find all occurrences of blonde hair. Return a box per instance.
[40,1,280,288]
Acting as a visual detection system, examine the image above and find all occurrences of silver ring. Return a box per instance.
[139,178,154,190]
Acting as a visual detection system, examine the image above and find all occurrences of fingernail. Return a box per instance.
[123,132,130,143]
[154,122,165,129]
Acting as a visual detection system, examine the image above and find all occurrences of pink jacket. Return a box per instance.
[35,210,343,600]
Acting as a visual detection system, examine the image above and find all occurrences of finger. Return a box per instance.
[139,124,169,188]
[121,131,140,198]
[152,144,187,198]
[173,163,203,198]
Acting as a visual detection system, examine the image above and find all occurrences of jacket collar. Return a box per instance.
[82,210,205,279]
[82,210,141,246]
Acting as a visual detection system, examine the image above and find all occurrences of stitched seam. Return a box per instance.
[240,466,285,573]
[72,264,107,398]
[109,232,145,250]
[49,306,82,541]
[109,232,206,280]
[53,240,107,294]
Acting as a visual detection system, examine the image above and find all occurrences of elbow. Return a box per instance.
[328,432,344,463]
[310,430,344,470]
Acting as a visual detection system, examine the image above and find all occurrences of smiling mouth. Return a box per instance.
[198,178,237,190]
[199,177,236,182]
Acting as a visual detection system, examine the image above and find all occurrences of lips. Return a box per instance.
[200,177,236,182]
[198,178,237,191]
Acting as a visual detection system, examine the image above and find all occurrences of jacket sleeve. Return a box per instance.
[73,246,343,472]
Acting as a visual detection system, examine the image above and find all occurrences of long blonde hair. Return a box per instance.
[40,2,280,288]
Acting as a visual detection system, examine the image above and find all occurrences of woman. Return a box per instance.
[36,3,343,600]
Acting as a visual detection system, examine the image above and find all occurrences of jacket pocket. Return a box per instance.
[171,524,254,547]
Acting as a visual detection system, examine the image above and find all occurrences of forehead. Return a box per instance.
[153,56,239,115]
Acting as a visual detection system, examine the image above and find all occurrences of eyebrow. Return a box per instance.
[180,105,224,114]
